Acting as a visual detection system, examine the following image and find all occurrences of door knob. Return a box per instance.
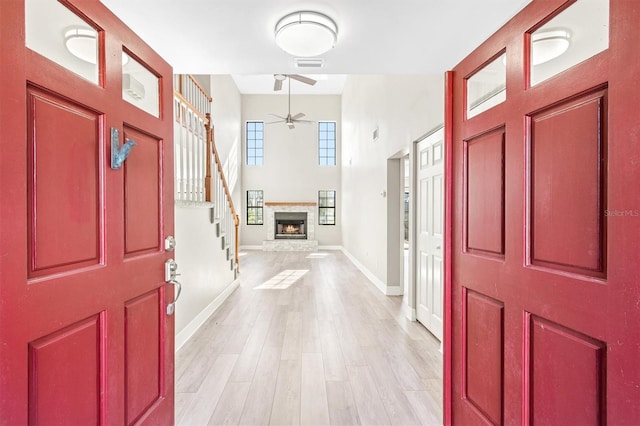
[165,258,181,316]
[166,280,181,316]
[165,235,176,252]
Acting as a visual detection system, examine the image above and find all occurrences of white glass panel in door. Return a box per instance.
[530,0,609,86]
[25,0,99,84]
[466,53,506,119]
[122,52,160,117]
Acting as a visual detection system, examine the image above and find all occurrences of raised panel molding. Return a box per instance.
[125,289,164,424]
[528,88,607,277]
[462,288,504,424]
[464,127,505,257]
[123,126,162,257]
[27,86,103,278]
[29,314,105,424]
[525,313,606,424]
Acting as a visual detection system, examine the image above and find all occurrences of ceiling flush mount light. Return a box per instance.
[531,29,571,65]
[275,11,338,57]
[65,27,129,65]
[65,27,98,64]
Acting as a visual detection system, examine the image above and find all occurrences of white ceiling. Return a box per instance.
[99,0,532,94]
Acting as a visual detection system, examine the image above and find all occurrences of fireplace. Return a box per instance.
[275,212,307,240]
[263,202,317,251]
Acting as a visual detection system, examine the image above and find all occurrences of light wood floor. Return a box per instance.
[175,250,443,426]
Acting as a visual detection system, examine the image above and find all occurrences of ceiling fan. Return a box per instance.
[272,73,316,91]
[267,75,315,129]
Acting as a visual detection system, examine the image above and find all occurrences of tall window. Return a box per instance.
[318,122,336,166]
[318,190,336,225]
[246,121,264,165]
[247,190,264,225]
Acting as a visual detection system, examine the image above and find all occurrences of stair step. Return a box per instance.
[209,207,216,224]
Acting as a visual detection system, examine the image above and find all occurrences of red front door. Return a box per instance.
[0,0,175,424]
[447,0,640,424]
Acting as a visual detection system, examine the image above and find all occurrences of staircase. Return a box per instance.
[206,115,239,277]
[174,75,239,275]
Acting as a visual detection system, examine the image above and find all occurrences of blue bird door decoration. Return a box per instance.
[110,127,136,170]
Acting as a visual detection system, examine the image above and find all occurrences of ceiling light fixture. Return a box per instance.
[275,11,338,57]
[65,26,129,65]
[531,29,571,65]
[65,27,98,64]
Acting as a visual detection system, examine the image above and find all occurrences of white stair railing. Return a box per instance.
[174,75,239,273]
[173,75,210,202]
[207,116,240,272]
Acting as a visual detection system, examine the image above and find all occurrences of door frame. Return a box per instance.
[400,154,410,297]
[386,149,409,296]
[408,124,445,326]
[443,71,454,426]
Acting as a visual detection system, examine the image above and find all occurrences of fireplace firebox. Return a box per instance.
[275,212,307,239]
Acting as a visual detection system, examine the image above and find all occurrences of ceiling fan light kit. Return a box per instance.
[275,11,338,57]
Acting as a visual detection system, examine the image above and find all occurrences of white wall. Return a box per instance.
[341,74,444,290]
[174,75,242,337]
[240,94,342,247]
[210,75,243,209]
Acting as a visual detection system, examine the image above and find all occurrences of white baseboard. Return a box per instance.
[239,245,262,250]
[340,247,401,296]
[407,307,417,321]
[175,279,240,352]
[385,286,404,296]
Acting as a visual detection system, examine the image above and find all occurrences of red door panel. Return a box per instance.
[28,314,105,425]
[123,126,162,258]
[27,86,103,278]
[462,289,503,425]
[446,0,640,424]
[529,88,607,277]
[465,128,505,257]
[526,314,606,425]
[125,290,163,424]
[0,0,175,424]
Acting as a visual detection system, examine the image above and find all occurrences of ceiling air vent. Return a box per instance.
[294,58,325,69]
[123,73,145,100]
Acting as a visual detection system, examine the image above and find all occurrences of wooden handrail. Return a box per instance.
[173,91,208,122]
[187,75,213,103]
[205,113,240,270]
[175,74,213,103]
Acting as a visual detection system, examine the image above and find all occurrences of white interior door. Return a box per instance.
[416,128,444,340]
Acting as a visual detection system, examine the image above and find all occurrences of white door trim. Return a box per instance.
[409,125,445,339]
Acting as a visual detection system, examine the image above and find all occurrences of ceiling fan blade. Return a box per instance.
[273,79,283,91]
[289,74,317,86]
[266,120,285,125]
[268,113,286,119]
[291,112,306,120]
